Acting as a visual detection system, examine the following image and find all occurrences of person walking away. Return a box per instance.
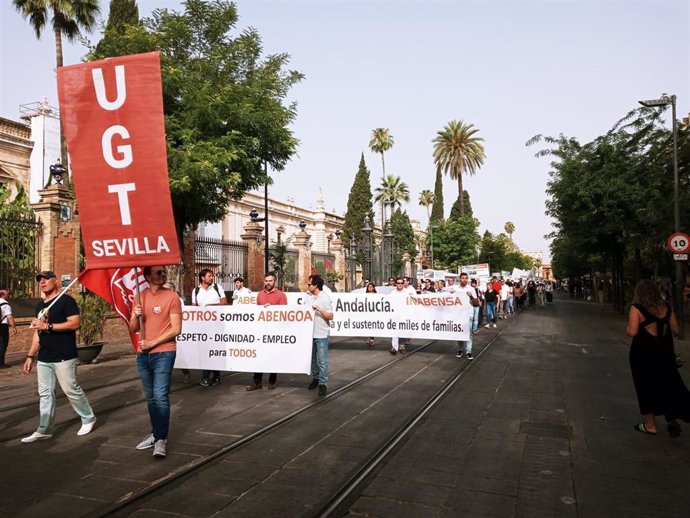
[305,275,333,395]
[192,269,227,386]
[21,271,96,443]
[527,280,537,306]
[0,289,18,368]
[388,278,408,354]
[129,266,182,458]
[627,279,690,436]
[456,273,479,360]
[247,273,287,391]
[545,280,554,304]
[536,282,546,308]
[484,283,500,328]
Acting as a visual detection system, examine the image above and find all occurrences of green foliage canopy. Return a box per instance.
[90,0,303,239]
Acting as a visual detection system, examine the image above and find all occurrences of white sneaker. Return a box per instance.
[21,432,53,444]
[77,418,96,436]
[153,439,167,458]
[484,324,490,328]
[492,323,497,328]
[136,433,155,450]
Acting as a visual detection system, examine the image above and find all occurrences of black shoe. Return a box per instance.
[466,353,474,361]
[211,377,221,386]
[318,385,327,396]
[308,379,319,390]
[456,351,464,358]
[199,378,210,387]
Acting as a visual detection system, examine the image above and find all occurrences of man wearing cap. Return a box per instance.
[21,271,97,443]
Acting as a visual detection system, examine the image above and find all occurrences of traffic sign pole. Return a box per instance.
[667,232,689,339]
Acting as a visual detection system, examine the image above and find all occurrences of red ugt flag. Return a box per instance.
[79,268,148,351]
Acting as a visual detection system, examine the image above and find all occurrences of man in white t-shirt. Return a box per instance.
[388,278,409,354]
[192,269,227,386]
[499,280,510,319]
[232,277,252,304]
[456,273,479,361]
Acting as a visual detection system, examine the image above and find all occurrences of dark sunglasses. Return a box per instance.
[154,270,167,276]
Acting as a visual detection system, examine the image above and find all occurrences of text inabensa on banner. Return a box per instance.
[57,52,180,268]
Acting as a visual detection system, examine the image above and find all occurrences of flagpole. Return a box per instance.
[37,276,81,321]
[135,276,145,341]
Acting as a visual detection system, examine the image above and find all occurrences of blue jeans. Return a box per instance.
[486,302,497,324]
[36,358,95,434]
[471,306,479,333]
[311,337,329,385]
[137,351,176,440]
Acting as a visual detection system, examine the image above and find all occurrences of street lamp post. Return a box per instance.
[639,94,684,338]
[362,216,373,283]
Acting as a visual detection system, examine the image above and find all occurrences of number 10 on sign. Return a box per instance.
[667,232,690,254]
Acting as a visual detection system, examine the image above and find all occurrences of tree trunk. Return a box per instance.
[54,27,69,181]
[457,166,464,217]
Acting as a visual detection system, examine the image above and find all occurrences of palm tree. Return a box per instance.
[504,221,516,241]
[13,0,101,172]
[432,120,485,217]
[368,128,395,181]
[375,175,410,213]
[418,189,435,222]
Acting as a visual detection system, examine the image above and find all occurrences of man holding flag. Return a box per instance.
[129,266,182,458]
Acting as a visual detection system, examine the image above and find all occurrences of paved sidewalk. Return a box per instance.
[349,297,690,517]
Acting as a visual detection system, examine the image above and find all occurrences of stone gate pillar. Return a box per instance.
[31,185,80,285]
[241,221,265,291]
[292,230,312,289]
[331,236,346,292]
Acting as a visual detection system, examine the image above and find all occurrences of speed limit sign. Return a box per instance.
[667,232,690,254]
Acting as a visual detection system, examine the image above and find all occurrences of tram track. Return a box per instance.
[85,339,440,518]
[312,330,504,517]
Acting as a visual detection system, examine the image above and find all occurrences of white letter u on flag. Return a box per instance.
[92,65,127,111]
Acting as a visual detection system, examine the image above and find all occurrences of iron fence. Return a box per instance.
[194,236,248,292]
[312,251,335,276]
[0,216,42,297]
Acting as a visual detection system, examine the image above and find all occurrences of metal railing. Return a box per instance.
[194,236,248,292]
[0,216,42,296]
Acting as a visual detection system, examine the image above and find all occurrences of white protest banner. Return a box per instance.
[317,292,470,341]
[175,305,314,373]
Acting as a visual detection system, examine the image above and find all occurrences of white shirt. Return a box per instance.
[192,283,226,306]
[232,286,253,304]
[405,286,417,295]
[456,284,478,306]
[0,297,12,324]
[500,284,510,299]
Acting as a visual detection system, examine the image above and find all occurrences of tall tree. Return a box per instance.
[105,0,139,31]
[432,120,485,217]
[369,128,395,234]
[374,175,410,213]
[430,216,481,271]
[13,0,101,173]
[431,167,444,221]
[504,221,515,240]
[342,154,374,250]
[449,190,473,220]
[390,210,416,275]
[90,0,303,247]
[418,189,434,222]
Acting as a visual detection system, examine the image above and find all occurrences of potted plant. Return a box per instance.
[76,293,110,363]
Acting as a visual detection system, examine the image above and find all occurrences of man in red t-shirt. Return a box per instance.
[246,272,287,391]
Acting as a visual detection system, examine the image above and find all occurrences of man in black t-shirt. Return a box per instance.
[21,271,97,444]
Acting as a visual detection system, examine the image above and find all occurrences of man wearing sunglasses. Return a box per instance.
[129,266,182,458]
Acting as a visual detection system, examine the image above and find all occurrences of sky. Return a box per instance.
[1,0,689,263]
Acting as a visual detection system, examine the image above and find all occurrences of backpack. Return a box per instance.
[0,301,8,324]
[194,283,222,303]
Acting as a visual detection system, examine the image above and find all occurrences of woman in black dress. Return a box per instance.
[627,280,688,436]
